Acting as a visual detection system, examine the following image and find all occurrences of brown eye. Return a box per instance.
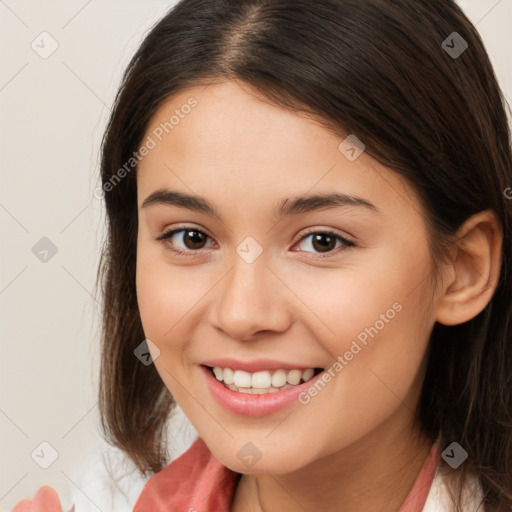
[156,228,214,255]
[295,230,355,256]
[180,230,208,250]
[309,233,338,253]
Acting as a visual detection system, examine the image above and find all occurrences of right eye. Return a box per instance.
[156,227,215,256]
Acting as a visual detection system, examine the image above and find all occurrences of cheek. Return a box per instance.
[136,242,194,332]
[135,244,218,379]
[286,256,433,458]
[290,243,434,402]
[135,247,207,401]
[294,235,433,354]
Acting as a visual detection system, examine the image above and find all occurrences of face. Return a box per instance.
[136,80,438,475]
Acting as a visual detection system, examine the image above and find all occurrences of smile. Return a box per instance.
[200,364,327,417]
[207,366,323,394]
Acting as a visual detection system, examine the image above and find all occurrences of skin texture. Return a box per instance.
[135,80,502,512]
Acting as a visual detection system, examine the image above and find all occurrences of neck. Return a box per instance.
[231,407,434,512]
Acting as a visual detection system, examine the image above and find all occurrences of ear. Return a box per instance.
[435,210,502,326]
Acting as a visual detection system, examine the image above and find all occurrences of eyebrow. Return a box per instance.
[141,188,381,219]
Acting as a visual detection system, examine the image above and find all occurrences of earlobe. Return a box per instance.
[435,210,502,326]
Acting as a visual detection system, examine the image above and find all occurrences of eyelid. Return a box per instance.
[294,226,355,245]
[155,223,212,241]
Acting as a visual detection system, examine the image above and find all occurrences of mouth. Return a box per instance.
[202,364,324,394]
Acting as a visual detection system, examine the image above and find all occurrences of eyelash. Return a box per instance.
[155,225,355,259]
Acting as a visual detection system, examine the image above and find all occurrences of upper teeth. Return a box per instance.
[212,367,316,389]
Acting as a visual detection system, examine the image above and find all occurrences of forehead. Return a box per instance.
[136,80,422,221]
[142,80,343,171]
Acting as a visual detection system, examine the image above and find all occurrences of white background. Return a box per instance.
[1,1,511,510]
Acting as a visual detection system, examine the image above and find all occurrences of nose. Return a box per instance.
[210,254,292,341]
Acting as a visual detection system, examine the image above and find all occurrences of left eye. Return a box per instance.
[294,230,355,255]
[156,228,354,257]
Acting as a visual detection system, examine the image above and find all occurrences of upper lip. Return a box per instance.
[201,357,323,373]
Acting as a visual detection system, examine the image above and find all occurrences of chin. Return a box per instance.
[212,443,313,476]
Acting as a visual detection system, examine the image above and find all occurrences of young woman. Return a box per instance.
[14,0,512,511]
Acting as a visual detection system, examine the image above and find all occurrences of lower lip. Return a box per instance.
[200,365,324,417]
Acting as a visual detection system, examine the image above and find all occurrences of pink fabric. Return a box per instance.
[133,437,240,512]
[399,436,441,511]
[134,436,441,512]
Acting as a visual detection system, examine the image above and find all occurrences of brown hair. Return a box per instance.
[95,1,512,510]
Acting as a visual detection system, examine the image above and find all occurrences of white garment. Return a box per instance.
[66,407,198,511]
[423,464,485,512]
